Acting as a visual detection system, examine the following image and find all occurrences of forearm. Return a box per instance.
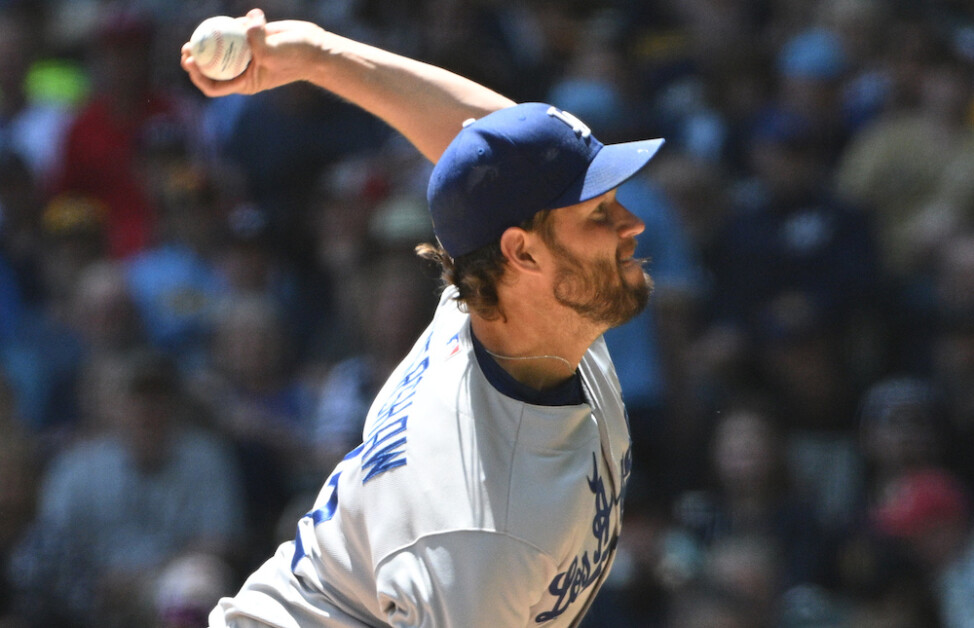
[304,31,515,162]
[182,10,515,163]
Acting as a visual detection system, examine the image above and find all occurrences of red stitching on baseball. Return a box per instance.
[200,32,225,71]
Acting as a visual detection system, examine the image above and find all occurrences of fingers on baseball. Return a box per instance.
[182,53,245,96]
[181,10,263,96]
[181,34,249,93]
[244,11,267,52]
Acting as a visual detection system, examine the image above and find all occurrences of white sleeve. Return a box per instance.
[375,530,555,628]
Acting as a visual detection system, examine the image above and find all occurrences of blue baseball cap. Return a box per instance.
[427,102,664,258]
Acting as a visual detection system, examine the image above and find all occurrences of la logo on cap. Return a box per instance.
[547,106,591,139]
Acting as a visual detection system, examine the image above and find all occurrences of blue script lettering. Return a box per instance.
[291,334,436,570]
[535,450,630,623]
[360,339,431,483]
[291,445,364,571]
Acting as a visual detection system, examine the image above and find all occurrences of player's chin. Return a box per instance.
[620,264,653,304]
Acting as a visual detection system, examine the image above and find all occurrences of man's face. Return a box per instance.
[540,190,651,328]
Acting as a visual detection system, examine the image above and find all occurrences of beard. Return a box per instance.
[548,238,653,328]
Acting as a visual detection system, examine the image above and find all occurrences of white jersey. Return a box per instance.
[210,286,633,628]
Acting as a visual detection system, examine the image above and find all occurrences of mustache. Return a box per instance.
[617,239,639,261]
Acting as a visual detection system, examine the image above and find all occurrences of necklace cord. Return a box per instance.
[482,348,575,372]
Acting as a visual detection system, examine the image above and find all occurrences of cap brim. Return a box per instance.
[551,138,665,210]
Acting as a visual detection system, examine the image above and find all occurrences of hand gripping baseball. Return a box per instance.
[181,6,515,161]
[181,8,328,97]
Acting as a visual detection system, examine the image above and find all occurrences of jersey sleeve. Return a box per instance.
[375,530,555,628]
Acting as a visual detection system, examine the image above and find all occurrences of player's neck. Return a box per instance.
[469,307,596,390]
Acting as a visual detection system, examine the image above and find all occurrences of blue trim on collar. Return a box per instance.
[471,331,584,406]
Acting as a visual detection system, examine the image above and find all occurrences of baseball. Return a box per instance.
[189,16,252,81]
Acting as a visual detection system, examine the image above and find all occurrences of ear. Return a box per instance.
[499,227,543,274]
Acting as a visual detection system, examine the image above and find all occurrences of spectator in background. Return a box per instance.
[311,185,436,472]
[702,534,783,623]
[219,81,391,260]
[303,155,396,363]
[34,259,146,447]
[713,107,880,353]
[188,294,316,561]
[5,258,145,454]
[815,377,956,627]
[835,39,974,285]
[37,193,109,316]
[858,377,951,509]
[649,150,729,270]
[0,372,38,628]
[772,26,853,164]
[55,6,193,258]
[67,260,145,358]
[216,203,289,298]
[815,0,894,132]
[75,351,132,437]
[214,202,307,359]
[0,150,45,306]
[0,7,75,187]
[663,582,756,628]
[645,0,772,172]
[8,349,246,628]
[125,162,229,371]
[751,292,865,529]
[152,552,237,628]
[774,584,852,628]
[834,376,956,626]
[0,154,30,352]
[704,106,881,527]
[0,193,109,434]
[312,248,437,475]
[650,152,735,430]
[545,13,639,142]
[872,467,974,627]
[414,0,548,102]
[929,234,974,484]
[667,399,828,600]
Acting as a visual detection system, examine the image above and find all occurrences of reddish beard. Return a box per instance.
[546,236,652,328]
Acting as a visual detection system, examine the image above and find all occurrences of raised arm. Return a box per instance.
[180,8,515,163]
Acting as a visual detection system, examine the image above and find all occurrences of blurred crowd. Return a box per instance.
[1,0,974,626]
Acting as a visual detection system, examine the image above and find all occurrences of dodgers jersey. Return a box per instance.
[209,286,633,628]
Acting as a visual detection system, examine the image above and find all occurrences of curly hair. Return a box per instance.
[415,210,553,321]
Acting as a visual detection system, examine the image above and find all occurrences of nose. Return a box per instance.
[614,200,645,239]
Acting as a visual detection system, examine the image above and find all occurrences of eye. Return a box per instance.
[591,204,609,221]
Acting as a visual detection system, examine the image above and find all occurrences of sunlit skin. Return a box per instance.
[180,9,516,164]
[471,189,649,389]
[545,190,652,328]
